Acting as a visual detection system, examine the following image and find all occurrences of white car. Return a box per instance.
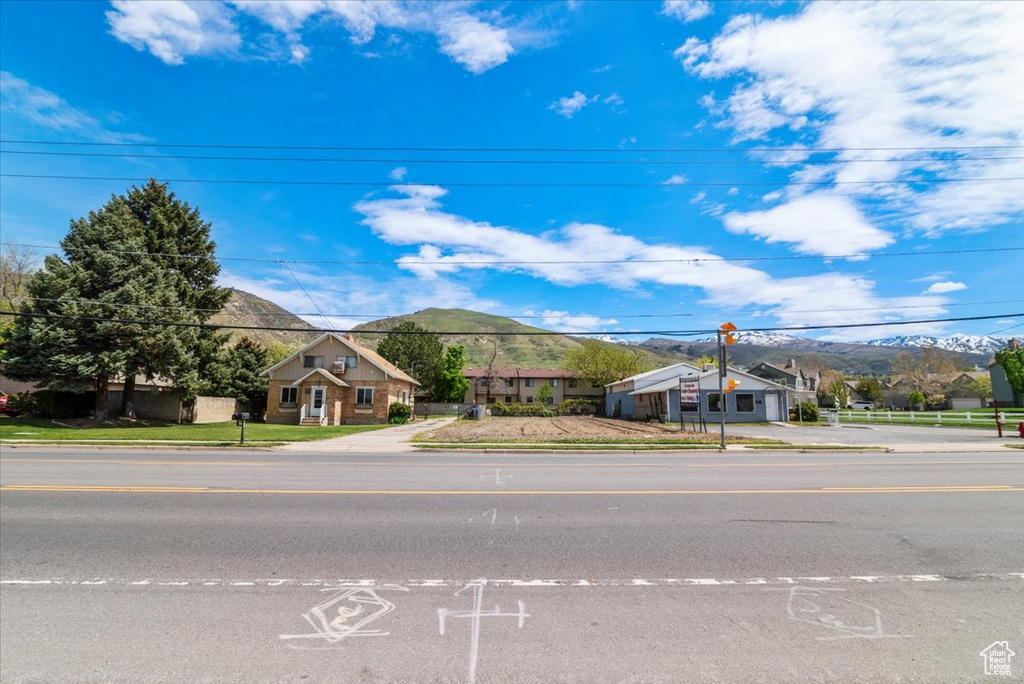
[849,401,875,410]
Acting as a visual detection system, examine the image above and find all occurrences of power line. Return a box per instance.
[4,149,1022,165]
[3,139,1022,153]
[1,309,1019,337]
[5,241,1022,267]
[276,260,331,331]
[11,296,1023,319]
[4,173,1021,188]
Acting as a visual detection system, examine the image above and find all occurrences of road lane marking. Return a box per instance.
[1,484,1021,494]
[3,458,1023,468]
[3,573,1022,589]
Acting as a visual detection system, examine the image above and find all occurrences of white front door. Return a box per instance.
[310,386,327,418]
[765,393,780,421]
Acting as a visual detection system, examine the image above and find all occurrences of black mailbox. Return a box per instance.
[232,412,250,422]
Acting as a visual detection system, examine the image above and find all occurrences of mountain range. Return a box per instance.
[219,290,1010,375]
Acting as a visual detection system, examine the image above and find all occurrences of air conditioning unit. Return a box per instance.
[331,361,346,374]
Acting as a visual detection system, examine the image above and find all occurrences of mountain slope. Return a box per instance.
[350,308,682,369]
[210,289,318,347]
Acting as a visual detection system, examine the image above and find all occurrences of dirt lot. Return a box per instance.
[418,416,727,443]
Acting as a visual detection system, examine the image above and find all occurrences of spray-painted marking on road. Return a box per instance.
[3,573,1022,588]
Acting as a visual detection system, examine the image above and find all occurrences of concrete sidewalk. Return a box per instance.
[274,417,455,452]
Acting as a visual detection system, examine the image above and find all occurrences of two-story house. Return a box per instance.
[746,359,820,406]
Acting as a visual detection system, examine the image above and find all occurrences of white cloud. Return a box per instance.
[525,310,619,333]
[603,93,624,106]
[352,185,951,339]
[911,271,952,283]
[689,191,706,204]
[924,281,967,294]
[662,174,688,185]
[389,166,408,181]
[106,0,524,73]
[0,71,145,143]
[727,187,739,196]
[591,64,613,73]
[549,91,596,118]
[722,193,894,256]
[677,1,1024,237]
[662,0,712,23]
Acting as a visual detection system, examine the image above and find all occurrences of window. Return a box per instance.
[506,378,515,386]
[550,379,558,387]
[568,379,577,388]
[356,387,374,407]
[525,378,534,387]
[735,393,755,413]
[480,378,490,386]
[345,356,357,368]
[487,397,496,404]
[526,396,534,403]
[279,386,298,408]
[505,396,512,403]
[402,391,408,404]
[707,393,721,413]
[303,355,324,369]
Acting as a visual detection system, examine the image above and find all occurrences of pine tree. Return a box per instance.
[208,337,271,418]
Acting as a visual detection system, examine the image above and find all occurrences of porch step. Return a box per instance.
[300,418,322,426]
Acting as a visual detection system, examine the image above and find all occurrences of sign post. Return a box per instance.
[679,377,700,432]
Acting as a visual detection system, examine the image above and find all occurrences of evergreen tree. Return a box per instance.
[118,180,229,415]
[4,181,228,421]
[208,337,270,419]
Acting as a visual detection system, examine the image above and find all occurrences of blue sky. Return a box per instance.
[1,0,1022,341]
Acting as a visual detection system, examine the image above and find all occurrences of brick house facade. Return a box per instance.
[262,333,418,426]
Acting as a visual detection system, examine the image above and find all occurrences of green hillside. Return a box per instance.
[351,308,682,369]
[210,289,318,348]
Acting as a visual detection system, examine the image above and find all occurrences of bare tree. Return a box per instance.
[0,243,38,311]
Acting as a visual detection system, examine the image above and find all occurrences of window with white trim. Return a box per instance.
[303,355,324,369]
[707,393,722,413]
[525,378,534,387]
[735,393,755,413]
[356,387,374,407]
[279,386,298,408]
[550,379,558,387]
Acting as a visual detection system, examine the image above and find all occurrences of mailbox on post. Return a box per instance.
[231,412,250,444]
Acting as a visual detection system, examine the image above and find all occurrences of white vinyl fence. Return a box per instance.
[828,410,1024,427]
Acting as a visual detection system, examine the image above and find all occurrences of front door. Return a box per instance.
[765,393,780,421]
[310,386,327,419]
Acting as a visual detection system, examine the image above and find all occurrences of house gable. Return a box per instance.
[262,333,418,386]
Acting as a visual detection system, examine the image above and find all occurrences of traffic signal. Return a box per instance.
[720,321,738,345]
[723,379,740,393]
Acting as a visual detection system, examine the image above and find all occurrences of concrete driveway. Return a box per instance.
[274,416,455,453]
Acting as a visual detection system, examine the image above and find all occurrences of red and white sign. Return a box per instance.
[679,380,700,404]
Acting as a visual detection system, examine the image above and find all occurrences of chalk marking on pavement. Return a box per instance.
[279,586,408,648]
[438,579,529,684]
[3,573,1021,589]
[775,585,913,641]
[2,484,1021,495]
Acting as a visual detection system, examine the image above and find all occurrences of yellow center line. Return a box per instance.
[2,458,1022,468]
[1,485,1020,495]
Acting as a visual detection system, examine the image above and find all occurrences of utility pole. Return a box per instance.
[717,322,739,449]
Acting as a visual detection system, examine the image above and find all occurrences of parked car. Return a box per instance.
[849,400,875,410]
[0,391,16,416]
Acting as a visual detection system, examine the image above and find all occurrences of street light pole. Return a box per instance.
[717,329,726,449]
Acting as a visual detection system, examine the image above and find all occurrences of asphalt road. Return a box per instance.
[1,448,1022,683]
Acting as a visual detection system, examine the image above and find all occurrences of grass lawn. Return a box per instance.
[0,417,391,443]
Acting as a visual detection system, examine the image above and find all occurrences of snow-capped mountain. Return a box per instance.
[690,331,805,347]
[864,334,1008,355]
[594,334,636,346]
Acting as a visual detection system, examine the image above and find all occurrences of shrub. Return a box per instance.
[490,401,554,417]
[387,402,411,424]
[555,398,599,415]
[790,401,819,422]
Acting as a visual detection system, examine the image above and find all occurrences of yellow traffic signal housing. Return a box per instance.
[724,332,737,346]
[723,379,740,393]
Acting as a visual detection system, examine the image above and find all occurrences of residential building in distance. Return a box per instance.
[462,368,604,405]
[262,333,418,425]
[746,359,820,406]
